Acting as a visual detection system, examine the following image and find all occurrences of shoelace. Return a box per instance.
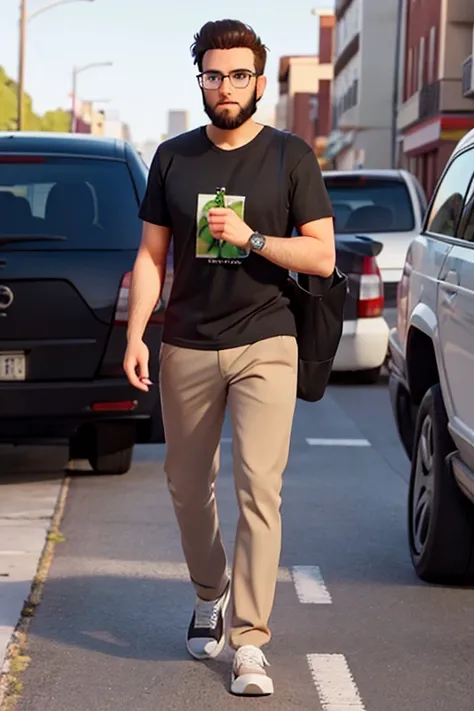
[234,645,270,670]
[194,599,220,630]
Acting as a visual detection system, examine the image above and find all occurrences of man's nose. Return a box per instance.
[219,76,232,96]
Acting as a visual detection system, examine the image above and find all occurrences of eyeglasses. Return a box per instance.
[197,70,259,90]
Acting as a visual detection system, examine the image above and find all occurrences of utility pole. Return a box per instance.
[17,0,27,131]
[70,62,113,133]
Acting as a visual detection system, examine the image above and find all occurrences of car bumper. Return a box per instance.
[332,317,389,372]
[0,377,159,440]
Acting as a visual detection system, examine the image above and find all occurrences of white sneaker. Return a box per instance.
[230,645,274,696]
[186,582,231,660]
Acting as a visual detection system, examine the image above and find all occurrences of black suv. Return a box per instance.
[0,132,165,475]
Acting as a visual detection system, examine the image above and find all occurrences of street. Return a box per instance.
[2,375,474,711]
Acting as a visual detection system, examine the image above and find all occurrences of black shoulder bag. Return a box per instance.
[284,269,347,402]
[279,132,348,402]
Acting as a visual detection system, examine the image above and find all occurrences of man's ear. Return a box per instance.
[256,74,267,102]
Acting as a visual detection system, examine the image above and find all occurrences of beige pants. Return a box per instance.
[159,335,298,649]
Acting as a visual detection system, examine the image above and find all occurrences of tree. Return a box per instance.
[41,109,71,133]
[0,65,70,132]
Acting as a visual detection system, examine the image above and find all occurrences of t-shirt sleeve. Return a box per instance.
[138,148,171,227]
[289,149,334,227]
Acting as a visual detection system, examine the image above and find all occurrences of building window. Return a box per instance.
[428,27,436,84]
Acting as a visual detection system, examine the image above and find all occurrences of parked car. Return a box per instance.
[0,131,167,475]
[330,233,389,383]
[323,169,427,306]
[388,127,474,583]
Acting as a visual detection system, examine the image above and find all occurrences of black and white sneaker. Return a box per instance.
[186,582,231,660]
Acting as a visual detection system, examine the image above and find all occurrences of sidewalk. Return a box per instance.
[0,447,65,674]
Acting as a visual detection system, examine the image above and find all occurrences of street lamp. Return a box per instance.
[71,62,113,132]
[17,0,95,131]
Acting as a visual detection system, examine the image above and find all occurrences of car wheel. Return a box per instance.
[87,423,135,475]
[408,384,474,583]
[394,380,416,461]
[355,365,382,384]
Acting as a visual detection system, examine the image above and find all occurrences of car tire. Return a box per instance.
[408,384,474,583]
[393,380,416,461]
[89,446,133,476]
[355,365,382,384]
[87,423,135,475]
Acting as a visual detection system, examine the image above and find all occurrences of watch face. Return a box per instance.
[251,233,265,250]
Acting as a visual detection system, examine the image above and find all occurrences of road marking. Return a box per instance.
[306,438,371,447]
[60,558,293,582]
[291,566,332,604]
[307,654,366,710]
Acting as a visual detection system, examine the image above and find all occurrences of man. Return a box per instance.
[123,18,335,696]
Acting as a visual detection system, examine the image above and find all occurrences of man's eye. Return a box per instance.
[207,74,220,82]
[233,73,247,80]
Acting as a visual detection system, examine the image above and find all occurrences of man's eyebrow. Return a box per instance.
[203,68,254,73]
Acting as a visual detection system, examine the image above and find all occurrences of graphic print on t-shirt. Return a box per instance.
[196,188,249,261]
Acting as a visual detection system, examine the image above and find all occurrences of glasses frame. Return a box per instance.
[197,69,260,90]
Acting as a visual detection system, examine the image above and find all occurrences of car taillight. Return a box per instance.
[114,271,163,325]
[358,256,384,318]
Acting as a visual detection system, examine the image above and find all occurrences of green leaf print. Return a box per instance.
[229,200,244,219]
[220,240,246,259]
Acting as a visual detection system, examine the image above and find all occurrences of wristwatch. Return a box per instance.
[249,232,266,251]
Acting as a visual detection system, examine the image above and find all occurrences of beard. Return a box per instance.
[203,88,258,130]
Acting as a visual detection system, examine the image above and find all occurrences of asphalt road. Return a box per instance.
[7,375,474,711]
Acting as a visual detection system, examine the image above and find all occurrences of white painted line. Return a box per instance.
[306,438,371,447]
[307,654,366,710]
[291,566,332,604]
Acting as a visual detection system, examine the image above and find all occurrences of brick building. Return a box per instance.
[397,0,474,198]
[275,10,335,164]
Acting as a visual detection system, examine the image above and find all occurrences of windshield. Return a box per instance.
[324,176,415,234]
[0,156,143,250]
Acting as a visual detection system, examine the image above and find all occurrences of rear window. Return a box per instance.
[324,176,415,234]
[0,156,142,250]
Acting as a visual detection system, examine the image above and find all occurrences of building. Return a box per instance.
[102,110,130,140]
[255,103,276,127]
[70,99,105,135]
[166,110,189,139]
[276,10,334,164]
[326,0,399,169]
[397,0,474,198]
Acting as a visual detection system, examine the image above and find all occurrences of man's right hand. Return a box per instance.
[123,339,151,392]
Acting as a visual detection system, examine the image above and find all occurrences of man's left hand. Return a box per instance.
[207,207,253,248]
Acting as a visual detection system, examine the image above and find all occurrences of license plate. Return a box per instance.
[0,352,26,381]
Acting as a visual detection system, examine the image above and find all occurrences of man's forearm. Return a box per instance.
[127,249,163,343]
[258,235,335,277]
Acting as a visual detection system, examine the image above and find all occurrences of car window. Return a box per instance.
[458,180,474,242]
[0,156,143,250]
[323,176,415,233]
[425,148,474,238]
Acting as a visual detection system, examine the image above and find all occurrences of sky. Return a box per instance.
[1,0,334,144]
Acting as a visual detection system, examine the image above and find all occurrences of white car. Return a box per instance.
[388,127,474,582]
[323,169,427,306]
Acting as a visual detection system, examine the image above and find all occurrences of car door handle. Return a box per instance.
[444,269,459,286]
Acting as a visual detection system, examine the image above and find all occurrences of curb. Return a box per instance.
[0,475,71,711]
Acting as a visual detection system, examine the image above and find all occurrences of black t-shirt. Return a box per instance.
[138,125,333,350]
